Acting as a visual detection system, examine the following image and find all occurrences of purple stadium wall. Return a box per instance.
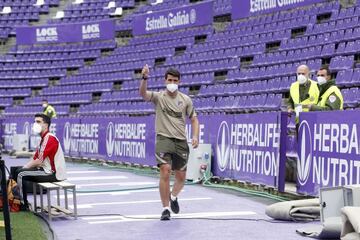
[1,112,287,191]
[297,110,360,196]
[5,109,360,196]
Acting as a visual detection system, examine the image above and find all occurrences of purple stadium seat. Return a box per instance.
[351,68,360,85]
[3,0,360,116]
[336,69,353,87]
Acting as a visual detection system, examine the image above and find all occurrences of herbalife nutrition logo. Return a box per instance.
[216,121,230,172]
[63,122,71,153]
[106,122,115,157]
[297,120,312,186]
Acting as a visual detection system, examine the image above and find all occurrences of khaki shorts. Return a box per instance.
[155,135,189,171]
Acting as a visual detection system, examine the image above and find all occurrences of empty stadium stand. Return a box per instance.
[0,0,357,118]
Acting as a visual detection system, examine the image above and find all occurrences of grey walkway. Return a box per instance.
[3,156,317,240]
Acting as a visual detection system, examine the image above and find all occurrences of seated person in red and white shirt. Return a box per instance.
[14,113,66,210]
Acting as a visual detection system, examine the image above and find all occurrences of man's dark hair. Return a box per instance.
[165,68,180,80]
[42,99,48,103]
[35,113,51,127]
[319,66,331,76]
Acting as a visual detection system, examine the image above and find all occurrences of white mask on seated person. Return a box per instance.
[32,123,42,134]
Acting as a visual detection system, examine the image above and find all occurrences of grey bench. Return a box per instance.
[33,181,77,221]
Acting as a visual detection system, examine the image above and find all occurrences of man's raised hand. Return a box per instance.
[142,64,149,79]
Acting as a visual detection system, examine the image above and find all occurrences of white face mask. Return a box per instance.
[32,123,43,134]
[297,74,307,85]
[317,76,327,85]
[42,104,47,108]
[166,83,178,93]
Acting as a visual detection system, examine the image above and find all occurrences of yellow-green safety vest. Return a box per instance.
[290,79,319,112]
[317,85,343,110]
[44,105,57,118]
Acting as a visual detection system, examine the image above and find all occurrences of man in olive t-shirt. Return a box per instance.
[139,64,199,221]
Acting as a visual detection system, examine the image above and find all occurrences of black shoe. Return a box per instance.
[160,209,171,221]
[170,196,179,214]
[20,203,29,212]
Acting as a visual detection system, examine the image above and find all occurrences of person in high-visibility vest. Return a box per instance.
[42,99,57,118]
[307,67,343,111]
[288,65,320,118]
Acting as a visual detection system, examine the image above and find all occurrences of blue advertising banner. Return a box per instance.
[297,111,360,196]
[209,112,285,190]
[16,20,115,45]
[1,113,286,190]
[2,117,58,151]
[2,117,32,151]
[59,118,82,157]
[186,115,209,145]
[100,116,155,165]
[231,0,326,19]
[132,1,213,35]
[73,117,103,159]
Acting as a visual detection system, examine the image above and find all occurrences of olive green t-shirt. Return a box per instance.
[150,90,196,140]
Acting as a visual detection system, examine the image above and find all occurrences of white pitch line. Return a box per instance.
[70,197,211,209]
[67,171,101,174]
[67,176,128,181]
[76,182,157,188]
[84,211,257,224]
[88,217,151,223]
[57,189,158,199]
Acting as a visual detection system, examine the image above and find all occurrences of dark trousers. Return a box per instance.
[14,167,57,206]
